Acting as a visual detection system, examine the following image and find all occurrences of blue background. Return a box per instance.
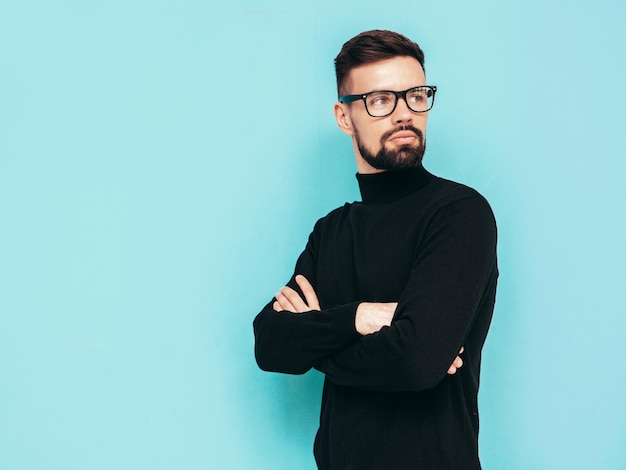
[1,1,625,468]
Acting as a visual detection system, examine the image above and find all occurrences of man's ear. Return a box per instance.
[334,102,354,137]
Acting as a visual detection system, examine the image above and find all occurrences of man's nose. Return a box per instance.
[391,96,414,123]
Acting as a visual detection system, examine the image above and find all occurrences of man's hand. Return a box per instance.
[273,275,320,313]
[447,347,464,375]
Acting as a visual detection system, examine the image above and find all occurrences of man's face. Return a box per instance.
[334,56,429,173]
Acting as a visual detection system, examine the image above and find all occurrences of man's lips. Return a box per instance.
[387,131,419,145]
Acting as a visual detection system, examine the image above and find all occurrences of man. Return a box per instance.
[253,30,498,469]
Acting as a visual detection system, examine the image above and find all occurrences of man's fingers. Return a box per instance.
[284,286,308,311]
[447,354,464,375]
[295,275,320,311]
[277,286,309,313]
[273,276,320,314]
[274,291,297,312]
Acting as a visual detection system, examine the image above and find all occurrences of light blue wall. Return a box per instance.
[1,1,625,469]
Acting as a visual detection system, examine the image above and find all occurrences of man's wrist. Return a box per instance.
[355,302,396,335]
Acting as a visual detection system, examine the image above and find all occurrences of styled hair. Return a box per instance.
[334,30,425,97]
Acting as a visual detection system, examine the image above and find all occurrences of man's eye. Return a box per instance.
[368,94,392,107]
[408,91,427,103]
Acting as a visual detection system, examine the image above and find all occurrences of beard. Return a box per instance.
[356,124,426,171]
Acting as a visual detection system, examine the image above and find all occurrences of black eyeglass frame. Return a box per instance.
[338,85,437,117]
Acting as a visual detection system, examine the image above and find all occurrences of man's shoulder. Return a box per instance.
[426,175,493,211]
[429,174,485,197]
[424,176,497,236]
[313,202,355,226]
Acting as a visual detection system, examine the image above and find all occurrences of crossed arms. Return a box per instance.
[254,193,497,392]
[274,274,464,376]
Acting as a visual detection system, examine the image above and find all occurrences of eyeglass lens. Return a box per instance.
[365,87,434,117]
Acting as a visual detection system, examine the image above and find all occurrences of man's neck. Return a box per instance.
[356,165,433,204]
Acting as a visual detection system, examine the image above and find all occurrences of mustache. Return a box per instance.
[381,125,424,144]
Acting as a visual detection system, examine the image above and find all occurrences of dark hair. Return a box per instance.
[334,30,425,97]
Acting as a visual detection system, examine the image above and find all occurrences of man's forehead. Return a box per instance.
[345,56,426,93]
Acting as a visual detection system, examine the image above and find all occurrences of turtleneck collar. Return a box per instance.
[356,165,434,204]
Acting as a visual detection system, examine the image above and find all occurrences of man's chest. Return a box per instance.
[315,208,430,307]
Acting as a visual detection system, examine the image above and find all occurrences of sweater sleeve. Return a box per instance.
[315,194,498,392]
[253,219,362,375]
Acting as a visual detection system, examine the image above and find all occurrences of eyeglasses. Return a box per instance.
[339,85,437,117]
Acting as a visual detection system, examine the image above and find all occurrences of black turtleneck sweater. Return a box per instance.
[253,166,498,470]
